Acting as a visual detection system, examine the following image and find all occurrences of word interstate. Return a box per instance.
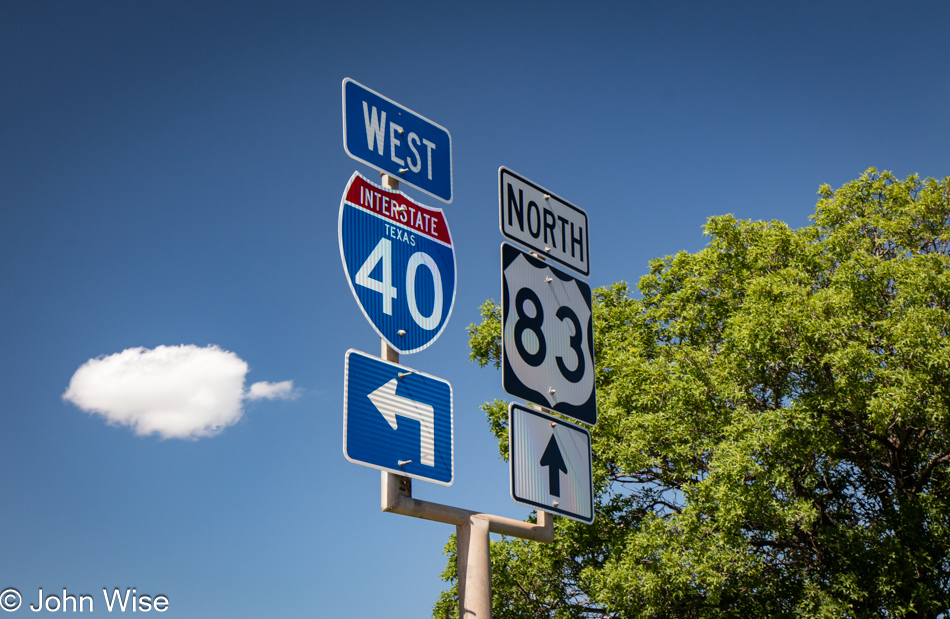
[356,182,445,240]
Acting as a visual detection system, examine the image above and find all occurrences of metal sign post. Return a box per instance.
[375,352,551,619]
[381,469,553,618]
[364,174,551,619]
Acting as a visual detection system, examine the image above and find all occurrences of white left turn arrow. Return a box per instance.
[367,378,435,466]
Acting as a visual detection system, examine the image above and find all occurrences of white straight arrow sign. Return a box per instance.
[368,378,435,466]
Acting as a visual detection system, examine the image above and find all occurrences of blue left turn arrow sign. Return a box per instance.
[343,349,453,485]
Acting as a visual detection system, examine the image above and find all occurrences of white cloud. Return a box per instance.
[246,380,297,401]
[62,344,293,440]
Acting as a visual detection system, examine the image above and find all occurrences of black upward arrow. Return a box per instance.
[540,433,568,497]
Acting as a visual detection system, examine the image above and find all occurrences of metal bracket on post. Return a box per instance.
[381,172,400,191]
[381,471,553,541]
[381,470,553,619]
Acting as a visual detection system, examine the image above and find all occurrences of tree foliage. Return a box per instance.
[434,169,950,618]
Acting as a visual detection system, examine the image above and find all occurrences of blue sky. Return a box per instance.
[1,1,948,617]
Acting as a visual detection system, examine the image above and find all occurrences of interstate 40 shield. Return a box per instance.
[339,172,456,354]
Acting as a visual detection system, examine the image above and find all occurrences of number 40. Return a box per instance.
[355,238,443,330]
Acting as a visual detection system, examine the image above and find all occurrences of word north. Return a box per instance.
[499,168,590,277]
[28,588,168,612]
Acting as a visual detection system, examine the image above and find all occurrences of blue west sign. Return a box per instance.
[344,349,453,485]
[342,78,453,203]
[338,171,456,354]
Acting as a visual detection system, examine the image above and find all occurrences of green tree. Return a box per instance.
[434,169,950,618]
